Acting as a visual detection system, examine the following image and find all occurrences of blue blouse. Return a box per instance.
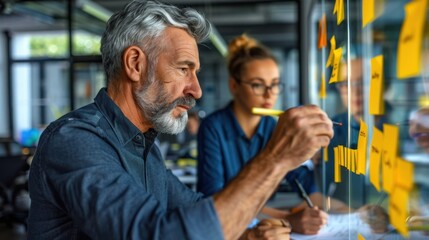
[197,102,317,197]
[28,88,223,240]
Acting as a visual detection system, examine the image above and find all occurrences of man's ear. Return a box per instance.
[123,46,147,82]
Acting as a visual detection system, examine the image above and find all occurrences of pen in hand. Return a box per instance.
[294,179,314,208]
[252,107,342,126]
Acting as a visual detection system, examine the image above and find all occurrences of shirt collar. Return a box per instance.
[94,88,158,146]
[225,102,268,140]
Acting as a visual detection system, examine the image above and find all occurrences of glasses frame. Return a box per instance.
[236,79,284,96]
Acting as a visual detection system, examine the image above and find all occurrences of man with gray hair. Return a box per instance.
[27,1,333,239]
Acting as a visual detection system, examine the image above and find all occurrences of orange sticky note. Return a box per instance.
[369,55,385,115]
[382,124,399,193]
[362,0,374,27]
[397,0,428,79]
[329,48,343,84]
[319,73,326,98]
[318,14,327,49]
[395,157,414,191]
[334,147,341,183]
[370,127,383,191]
[326,36,336,68]
[389,187,409,237]
[357,119,368,175]
[358,233,366,240]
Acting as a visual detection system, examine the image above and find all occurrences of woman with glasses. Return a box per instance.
[197,34,328,237]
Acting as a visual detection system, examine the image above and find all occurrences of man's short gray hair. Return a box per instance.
[100,0,211,83]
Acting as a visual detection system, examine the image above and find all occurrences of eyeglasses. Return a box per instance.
[237,80,284,96]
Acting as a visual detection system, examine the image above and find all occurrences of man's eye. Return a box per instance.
[180,68,188,73]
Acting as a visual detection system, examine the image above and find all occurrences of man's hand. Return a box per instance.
[241,219,291,240]
[263,105,334,170]
[285,207,328,235]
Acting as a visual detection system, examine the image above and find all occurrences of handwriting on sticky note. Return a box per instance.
[382,124,399,193]
[329,48,343,84]
[357,120,368,175]
[370,55,384,115]
[397,0,428,79]
[370,127,383,191]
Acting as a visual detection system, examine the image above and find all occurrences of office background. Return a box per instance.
[0,0,428,239]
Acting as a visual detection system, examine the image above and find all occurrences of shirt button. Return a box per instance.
[135,135,142,141]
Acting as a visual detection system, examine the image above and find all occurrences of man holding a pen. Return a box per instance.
[197,34,329,236]
[27,2,333,239]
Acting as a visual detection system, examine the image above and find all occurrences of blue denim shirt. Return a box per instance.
[28,88,223,240]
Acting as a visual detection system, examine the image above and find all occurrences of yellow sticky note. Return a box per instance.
[369,55,385,115]
[382,124,399,193]
[329,48,343,84]
[339,145,345,166]
[397,0,428,79]
[349,148,354,172]
[358,233,366,240]
[337,0,344,25]
[362,0,374,27]
[334,147,341,183]
[352,149,358,174]
[333,0,338,14]
[370,127,383,191]
[323,146,328,162]
[319,73,326,98]
[318,14,327,49]
[357,119,368,175]
[389,187,409,237]
[345,147,350,170]
[326,36,336,68]
[395,157,414,191]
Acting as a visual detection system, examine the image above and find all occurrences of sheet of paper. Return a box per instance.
[318,14,327,49]
[291,213,372,239]
[369,55,384,115]
[370,127,383,191]
[362,0,374,27]
[395,157,414,191]
[319,73,326,98]
[397,0,428,79]
[326,36,336,68]
[382,124,399,193]
[357,119,368,174]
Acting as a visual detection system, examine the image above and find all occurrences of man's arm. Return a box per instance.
[213,105,333,239]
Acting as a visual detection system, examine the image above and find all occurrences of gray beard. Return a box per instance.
[134,76,195,134]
